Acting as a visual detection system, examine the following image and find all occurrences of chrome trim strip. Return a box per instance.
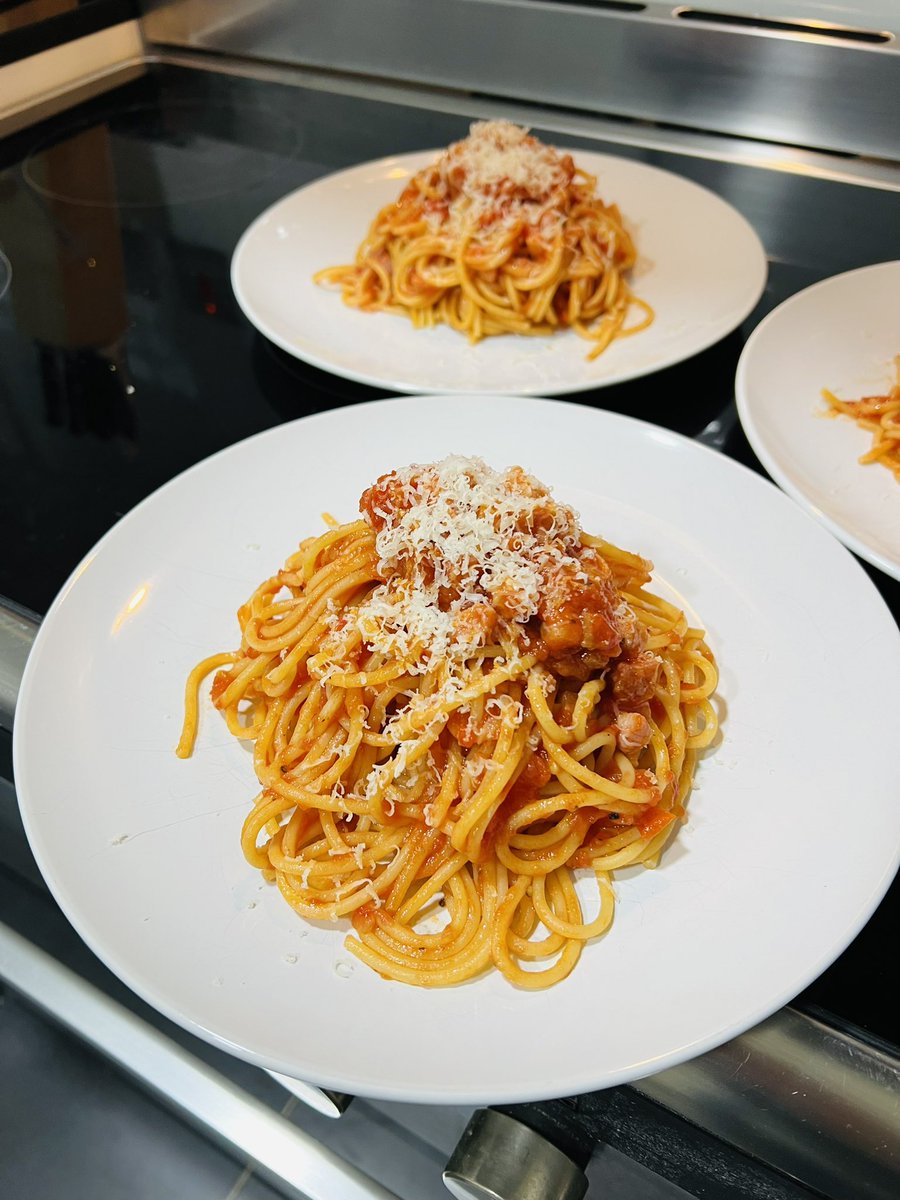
[634,1008,900,1200]
[143,48,900,193]
[2,33,896,192]
[671,6,893,44]
[0,599,40,734]
[0,921,400,1200]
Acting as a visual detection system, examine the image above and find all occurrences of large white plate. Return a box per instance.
[14,396,900,1104]
[231,149,767,395]
[736,261,900,580]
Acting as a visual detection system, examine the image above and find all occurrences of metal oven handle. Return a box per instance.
[0,919,399,1200]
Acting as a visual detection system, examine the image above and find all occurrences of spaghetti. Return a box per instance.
[314,121,653,360]
[178,458,718,989]
[822,360,900,481]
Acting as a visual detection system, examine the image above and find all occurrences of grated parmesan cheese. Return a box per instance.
[449,120,563,194]
[357,455,582,671]
[425,120,573,235]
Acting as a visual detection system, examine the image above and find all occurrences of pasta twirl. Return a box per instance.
[178,458,718,988]
[314,121,653,361]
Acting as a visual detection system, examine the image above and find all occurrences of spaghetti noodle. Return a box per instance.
[178,458,718,988]
[314,121,653,360]
[822,360,900,481]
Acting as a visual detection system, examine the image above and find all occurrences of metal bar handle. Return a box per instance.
[0,920,397,1200]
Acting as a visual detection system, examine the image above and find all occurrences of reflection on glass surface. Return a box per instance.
[2,123,137,444]
[0,247,10,302]
[23,98,301,208]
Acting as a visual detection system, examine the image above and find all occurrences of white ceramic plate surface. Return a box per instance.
[231,149,767,395]
[14,395,900,1104]
[736,260,900,580]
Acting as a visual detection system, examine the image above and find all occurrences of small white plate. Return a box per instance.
[736,260,900,580]
[231,149,767,394]
[14,396,900,1104]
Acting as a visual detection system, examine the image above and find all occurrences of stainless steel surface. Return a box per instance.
[146,48,900,194]
[139,0,900,161]
[0,600,39,733]
[0,920,400,1200]
[444,1109,588,1200]
[633,1008,900,1200]
[5,36,898,193]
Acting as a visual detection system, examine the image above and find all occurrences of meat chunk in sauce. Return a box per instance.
[611,648,661,707]
[616,711,652,756]
[453,602,498,645]
[359,471,412,532]
[537,548,622,657]
[359,462,654,689]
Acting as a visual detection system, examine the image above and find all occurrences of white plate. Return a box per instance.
[736,261,900,580]
[231,149,767,395]
[14,396,899,1104]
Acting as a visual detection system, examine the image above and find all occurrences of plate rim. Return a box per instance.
[230,145,768,396]
[12,394,900,1104]
[735,259,900,582]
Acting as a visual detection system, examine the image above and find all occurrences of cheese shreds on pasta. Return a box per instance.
[356,456,586,666]
[178,458,719,989]
[436,121,568,233]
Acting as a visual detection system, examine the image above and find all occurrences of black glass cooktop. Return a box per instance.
[1,63,898,1056]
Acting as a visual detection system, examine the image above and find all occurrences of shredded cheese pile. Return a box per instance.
[428,120,572,234]
[356,455,582,668]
